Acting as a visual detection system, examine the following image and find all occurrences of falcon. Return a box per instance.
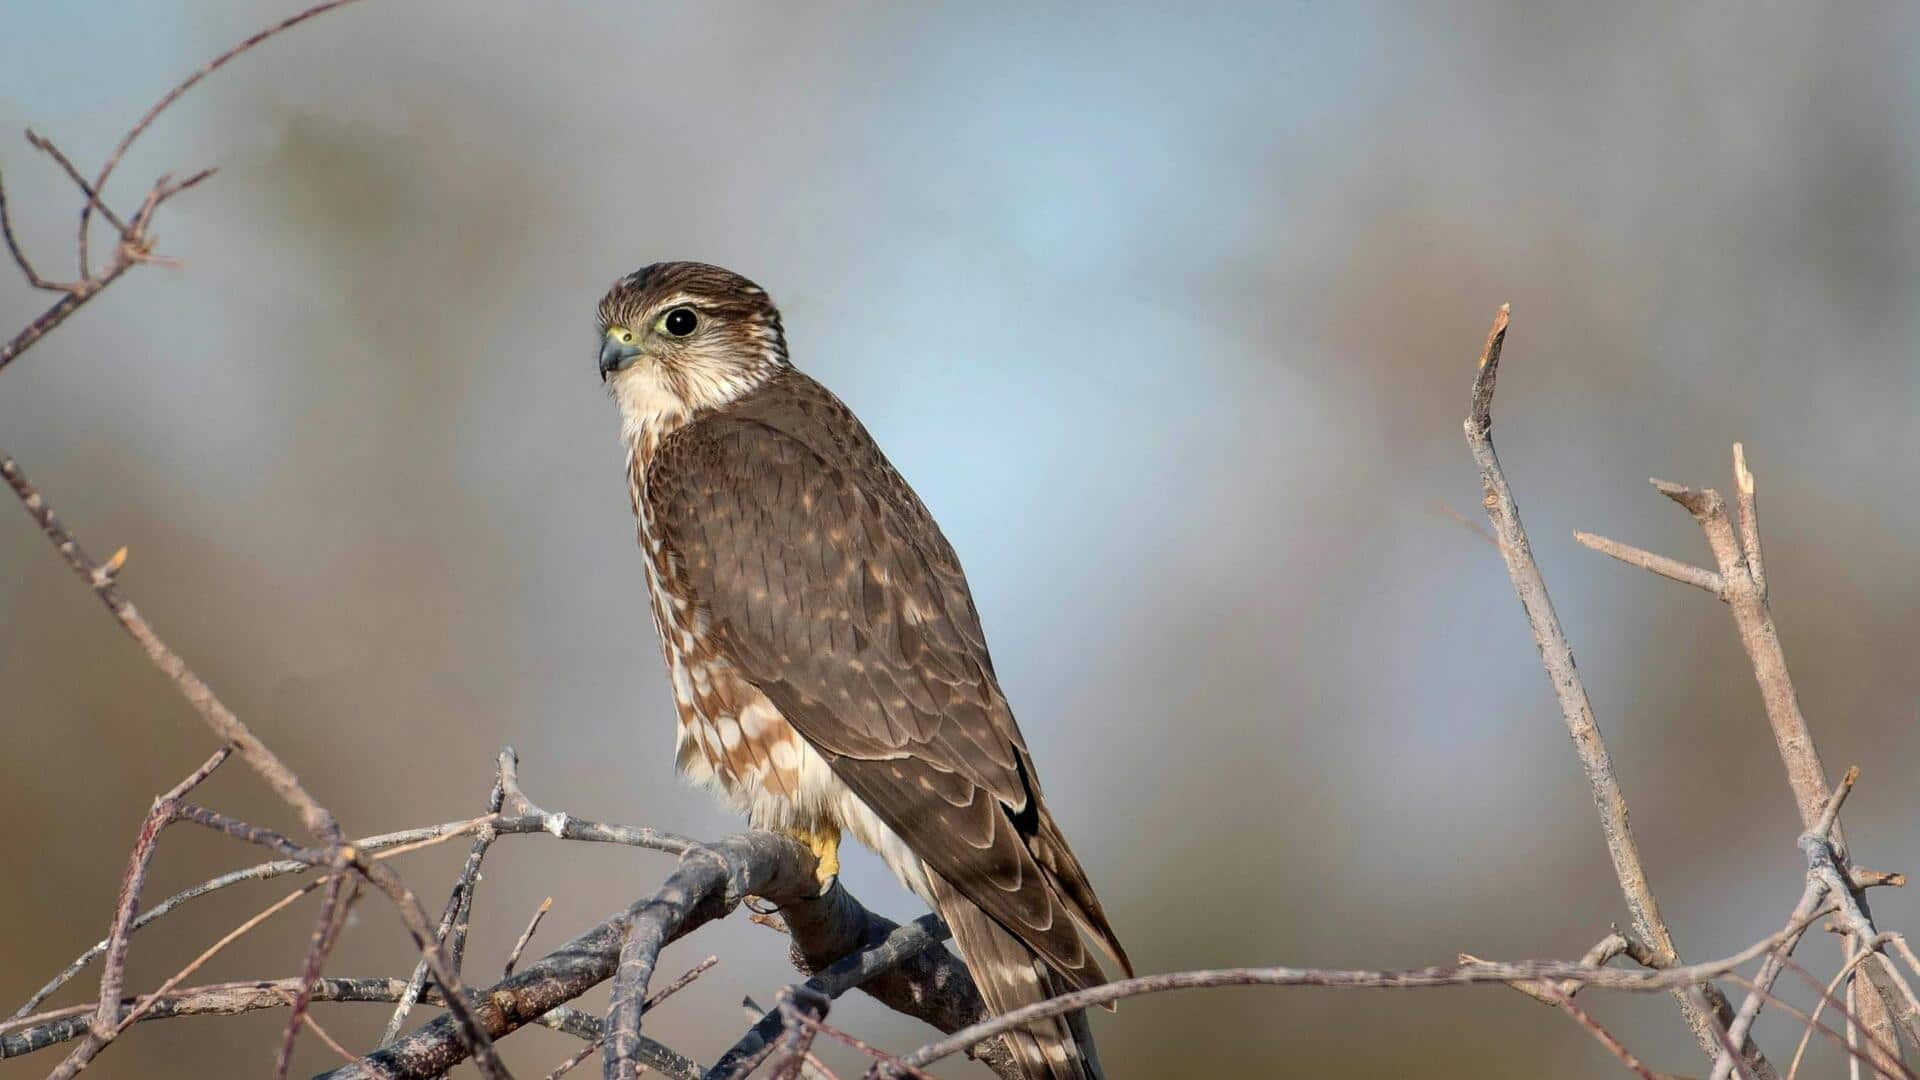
[596,262,1130,1078]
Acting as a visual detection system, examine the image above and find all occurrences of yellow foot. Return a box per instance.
[782,823,841,893]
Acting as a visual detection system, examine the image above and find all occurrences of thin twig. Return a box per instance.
[297,1004,361,1064]
[1708,878,1836,1080]
[541,1041,604,1080]
[2,976,693,1074]
[1463,305,1761,1071]
[1734,442,1766,596]
[43,745,231,1078]
[0,162,68,290]
[319,831,983,1080]
[1468,929,1632,1006]
[9,799,692,1021]
[506,898,555,976]
[24,128,129,234]
[1780,945,1902,1080]
[118,879,328,1033]
[0,450,340,843]
[383,769,507,1044]
[713,915,949,1079]
[533,957,714,1080]
[275,868,357,1079]
[1532,981,1668,1080]
[782,1010,936,1080]
[1573,530,1724,595]
[1709,770,1870,1080]
[1593,440,1909,1070]
[886,908,1835,1074]
[348,853,510,1079]
[76,0,368,273]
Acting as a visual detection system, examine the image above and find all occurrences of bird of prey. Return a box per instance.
[597,262,1130,1078]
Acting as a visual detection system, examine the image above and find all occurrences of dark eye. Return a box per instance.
[663,307,699,337]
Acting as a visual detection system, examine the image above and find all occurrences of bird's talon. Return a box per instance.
[782,824,841,894]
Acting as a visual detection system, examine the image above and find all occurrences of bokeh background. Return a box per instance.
[3,3,1917,1076]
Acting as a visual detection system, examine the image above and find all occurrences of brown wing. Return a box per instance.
[644,369,1130,987]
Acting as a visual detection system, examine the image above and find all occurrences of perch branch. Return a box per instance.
[315,830,992,1080]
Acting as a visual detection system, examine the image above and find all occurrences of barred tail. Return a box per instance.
[928,872,1105,1080]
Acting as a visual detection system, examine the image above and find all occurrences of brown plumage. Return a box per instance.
[599,262,1130,1078]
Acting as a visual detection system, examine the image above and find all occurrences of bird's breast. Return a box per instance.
[627,441,829,825]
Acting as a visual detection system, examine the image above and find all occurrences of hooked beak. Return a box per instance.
[600,330,642,380]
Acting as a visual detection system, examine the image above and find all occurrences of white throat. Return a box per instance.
[610,363,692,451]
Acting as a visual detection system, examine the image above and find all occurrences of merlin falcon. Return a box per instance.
[596,262,1130,1077]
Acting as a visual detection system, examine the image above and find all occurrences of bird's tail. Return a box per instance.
[928,873,1105,1080]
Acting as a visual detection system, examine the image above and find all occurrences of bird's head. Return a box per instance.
[596,261,790,425]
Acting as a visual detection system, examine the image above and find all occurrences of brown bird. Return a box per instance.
[597,262,1130,1078]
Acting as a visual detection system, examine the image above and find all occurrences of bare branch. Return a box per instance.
[0,265,132,371]
[317,831,989,1080]
[118,879,327,1033]
[1780,945,1904,1080]
[41,745,231,1078]
[1589,446,1910,1070]
[25,128,128,235]
[505,898,555,977]
[1532,980,1670,1080]
[1462,305,1761,1070]
[0,450,340,843]
[0,161,69,290]
[1733,443,1766,596]
[1,977,693,1074]
[1573,530,1724,595]
[712,914,951,1079]
[1709,877,1835,1080]
[1468,929,1633,1006]
[275,871,357,1079]
[76,0,367,274]
[383,767,507,1044]
[10,797,694,1021]
[885,908,1837,1076]
[348,854,509,1079]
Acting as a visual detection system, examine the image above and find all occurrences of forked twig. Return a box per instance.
[1464,305,1763,1071]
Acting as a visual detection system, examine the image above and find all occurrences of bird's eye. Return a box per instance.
[662,307,699,337]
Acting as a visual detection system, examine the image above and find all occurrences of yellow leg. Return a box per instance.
[783,823,841,892]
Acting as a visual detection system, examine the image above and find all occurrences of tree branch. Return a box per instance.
[0,977,694,1075]
[1463,305,1766,1073]
[1584,445,1914,1072]
[710,914,955,1080]
[882,908,1837,1076]
[316,830,991,1080]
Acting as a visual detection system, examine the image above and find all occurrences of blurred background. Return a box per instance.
[3,2,1917,1076]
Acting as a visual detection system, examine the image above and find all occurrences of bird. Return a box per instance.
[596,261,1131,1078]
